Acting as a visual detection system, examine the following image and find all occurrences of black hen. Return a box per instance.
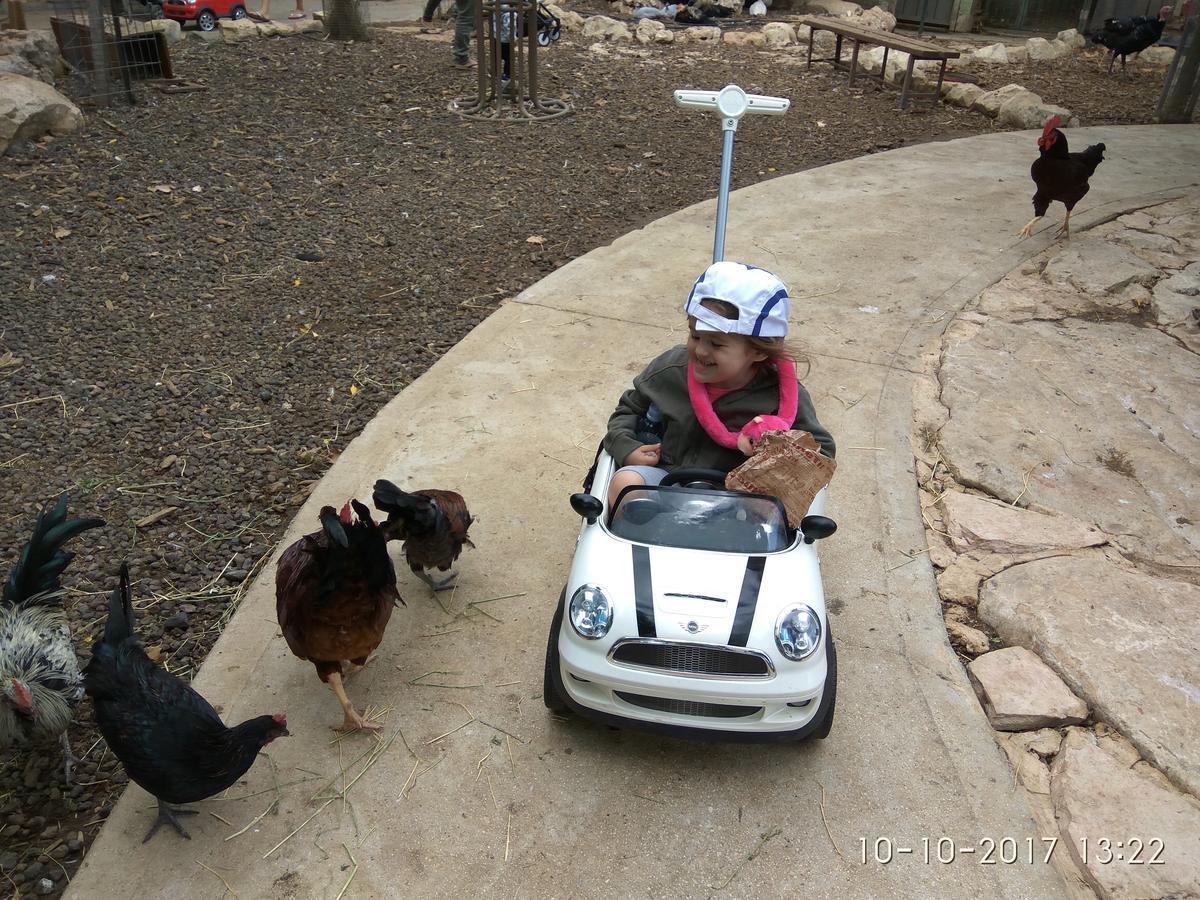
[1018,116,1106,241]
[86,564,289,842]
[1,495,103,782]
[373,480,475,594]
[1091,6,1172,76]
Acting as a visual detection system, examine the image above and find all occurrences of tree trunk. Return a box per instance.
[1157,13,1199,123]
[326,0,370,40]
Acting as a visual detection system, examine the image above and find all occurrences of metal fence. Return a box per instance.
[49,0,172,106]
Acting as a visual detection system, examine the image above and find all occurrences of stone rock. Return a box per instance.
[937,555,986,606]
[1014,726,1063,758]
[144,19,183,45]
[1025,36,1069,60]
[582,15,632,41]
[220,17,260,42]
[945,617,990,655]
[938,316,1199,569]
[290,18,324,33]
[0,29,64,83]
[1138,45,1175,65]
[723,30,765,46]
[998,97,1074,130]
[943,81,984,108]
[762,21,795,47]
[0,53,41,81]
[257,20,295,36]
[939,491,1105,555]
[804,0,862,14]
[545,4,585,31]
[981,556,1200,797]
[1043,238,1160,295]
[973,264,1148,322]
[971,42,1008,64]
[1051,728,1200,898]
[810,28,836,52]
[675,25,720,43]
[634,17,665,43]
[794,23,812,43]
[856,45,885,73]
[968,646,1088,731]
[1006,44,1028,62]
[996,732,1053,793]
[1056,27,1086,49]
[1152,261,1200,352]
[972,83,1033,117]
[0,73,82,156]
[858,5,895,30]
[748,0,768,14]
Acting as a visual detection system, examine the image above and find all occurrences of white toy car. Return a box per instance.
[543,450,838,742]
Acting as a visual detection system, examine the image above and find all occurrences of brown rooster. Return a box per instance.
[372,480,474,594]
[275,500,403,732]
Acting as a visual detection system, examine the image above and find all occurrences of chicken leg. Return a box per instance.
[60,732,81,784]
[1017,215,1041,238]
[327,670,382,733]
[415,567,458,593]
[143,798,199,843]
[1055,208,1072,239]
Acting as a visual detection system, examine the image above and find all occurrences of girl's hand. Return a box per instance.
[624,444,662,466]
[737,433,756,456]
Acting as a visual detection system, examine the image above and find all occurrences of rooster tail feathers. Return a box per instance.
[101,563,135,647]
[1081,142,1107,171]
[3,495,104,610]
[319,507,350,548]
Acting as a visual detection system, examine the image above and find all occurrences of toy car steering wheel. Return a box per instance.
[659,468,728,489]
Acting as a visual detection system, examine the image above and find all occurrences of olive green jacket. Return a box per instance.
[603,346,835,473]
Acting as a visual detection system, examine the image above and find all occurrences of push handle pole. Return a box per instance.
[673,84,789,262]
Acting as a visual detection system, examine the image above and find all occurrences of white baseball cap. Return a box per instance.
[684,261,790,338]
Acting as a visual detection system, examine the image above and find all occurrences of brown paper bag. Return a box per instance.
[725,431,836,528]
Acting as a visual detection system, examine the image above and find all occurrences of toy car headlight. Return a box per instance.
[569,585,612,640]
[775,605,821,661]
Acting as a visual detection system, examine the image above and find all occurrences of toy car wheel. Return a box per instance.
[543,588,570,714]
[549,26,561,41]
[231,4,247,17]
[811,631,837,740]
[196,8,217,29]
[537,30,550,46]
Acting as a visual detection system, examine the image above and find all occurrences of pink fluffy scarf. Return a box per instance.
[687,357,798,450]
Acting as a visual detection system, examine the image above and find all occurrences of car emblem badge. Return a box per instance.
[684,620,706,634]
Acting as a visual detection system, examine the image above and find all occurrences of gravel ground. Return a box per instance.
[952,47,1166,125]
[0,16,1166,895]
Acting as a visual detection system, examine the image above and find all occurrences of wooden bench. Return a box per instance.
[795,15,959,109]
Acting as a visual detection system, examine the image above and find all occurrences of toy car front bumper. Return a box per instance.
[555,628,830,742]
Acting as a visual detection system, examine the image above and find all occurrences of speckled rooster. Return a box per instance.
[0,496,104,781]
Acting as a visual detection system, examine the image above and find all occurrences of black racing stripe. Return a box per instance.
[632,545,656,637]
[728,557,766,647]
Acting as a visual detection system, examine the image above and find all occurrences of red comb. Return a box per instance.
[273,713,287,726]
[1042,115,1062,136]
[339,502,353,524]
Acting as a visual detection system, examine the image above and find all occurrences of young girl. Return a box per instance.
[604,260,835,510]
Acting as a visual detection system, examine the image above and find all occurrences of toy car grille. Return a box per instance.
[611,641,771,677]
[615,692,761,719]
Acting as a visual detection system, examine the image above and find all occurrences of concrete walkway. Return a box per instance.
[66,125,1199,899]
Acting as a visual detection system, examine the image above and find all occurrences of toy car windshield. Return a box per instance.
[610,486,790,553]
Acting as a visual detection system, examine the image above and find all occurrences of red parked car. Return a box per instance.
[162,0,248,31]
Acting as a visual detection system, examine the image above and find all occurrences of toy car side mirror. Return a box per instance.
[800,515,837,544]
[571,493,604,525]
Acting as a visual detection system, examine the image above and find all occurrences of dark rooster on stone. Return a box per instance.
[1,496,103,782]
[86,564,288,842]
[1018,116,1106,240]
[1091,6,1172,78]
[372,480,475,594]
[276,500,402,733]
